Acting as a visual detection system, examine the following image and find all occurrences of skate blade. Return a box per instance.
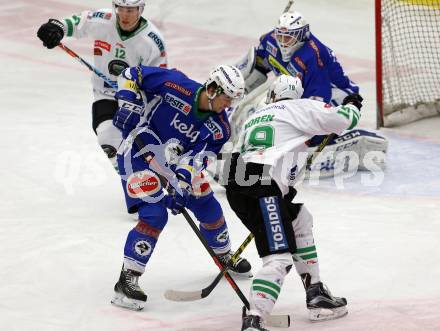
[309,306,348,322]
[228,270,253,279]
[111,292,145,311]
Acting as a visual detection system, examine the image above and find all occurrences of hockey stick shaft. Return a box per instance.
[296,133,337,180]
[57,43,118,89]
[283,0,294,13]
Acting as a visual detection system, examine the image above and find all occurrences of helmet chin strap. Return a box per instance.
[205,85,219,111]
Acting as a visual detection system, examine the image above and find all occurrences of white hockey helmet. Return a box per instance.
[275,11,310,62]
[112,0,145,15]
[205,65,245,100]
[266,74,304,103]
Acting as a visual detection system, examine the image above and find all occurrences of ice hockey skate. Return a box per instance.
[301,273,348,321]
[111,268,147,311]
[241,308,269,331]
[218,250,253,278]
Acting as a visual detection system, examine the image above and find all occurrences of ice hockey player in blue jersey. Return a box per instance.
[234,11,387,175]
[239,11,358,105]
[110,64,252,311]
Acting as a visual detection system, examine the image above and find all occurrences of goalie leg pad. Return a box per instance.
[307,129,388,177]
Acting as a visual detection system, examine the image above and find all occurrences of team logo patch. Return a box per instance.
[94,40,111,52]
[204,118,224,140]
[134,240,152,257]
[164,93,191,115]
[216,229,229,243]
[126,170,160,198]
[266,41,278,57]
[147,31,165,52]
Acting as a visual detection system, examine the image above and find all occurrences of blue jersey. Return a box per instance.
[255,31,359,103]
[124,66,231,161]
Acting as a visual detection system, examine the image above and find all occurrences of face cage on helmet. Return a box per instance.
[275,27,307,49]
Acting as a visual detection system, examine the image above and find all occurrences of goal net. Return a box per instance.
[376,0,440,127]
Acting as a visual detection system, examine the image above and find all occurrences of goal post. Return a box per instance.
[376,0,440,127]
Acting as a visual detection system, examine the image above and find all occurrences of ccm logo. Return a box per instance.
[120,101,143,114]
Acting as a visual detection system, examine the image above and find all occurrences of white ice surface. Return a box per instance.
[1,1,439,330]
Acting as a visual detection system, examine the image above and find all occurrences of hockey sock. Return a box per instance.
[292,206,321,283]
[187,192,231,254]
[123,220,161,273]
[249,253,292,320]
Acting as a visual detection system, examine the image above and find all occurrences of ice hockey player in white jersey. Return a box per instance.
[37,0,167,170]
[224,75,362,330]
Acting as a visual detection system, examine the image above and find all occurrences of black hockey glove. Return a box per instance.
[342,93,363,111]
[37,19,64,49]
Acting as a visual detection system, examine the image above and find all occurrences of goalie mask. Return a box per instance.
[275,11,310,62]
[205,65,245,110]
[266,74,304,103]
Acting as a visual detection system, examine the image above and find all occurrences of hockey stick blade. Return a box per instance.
[164,289,290,328]
[164,234,254,302]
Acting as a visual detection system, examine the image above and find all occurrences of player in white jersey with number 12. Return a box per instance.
[224,75,362,330]
[37,0,167,170]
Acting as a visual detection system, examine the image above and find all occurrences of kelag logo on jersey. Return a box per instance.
[147,31,165,52]
[204,118,224,140]
[165,93,191,115]
[170,113,200,143]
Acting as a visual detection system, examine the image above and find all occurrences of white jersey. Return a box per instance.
[235,98,360,194]
[62,9,167,101]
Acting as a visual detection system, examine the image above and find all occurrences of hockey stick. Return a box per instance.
[57,43,118,89]
[283,0,295,13]
[132,136,290,328]
[296,133,337,180]
[164,232,254,301]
